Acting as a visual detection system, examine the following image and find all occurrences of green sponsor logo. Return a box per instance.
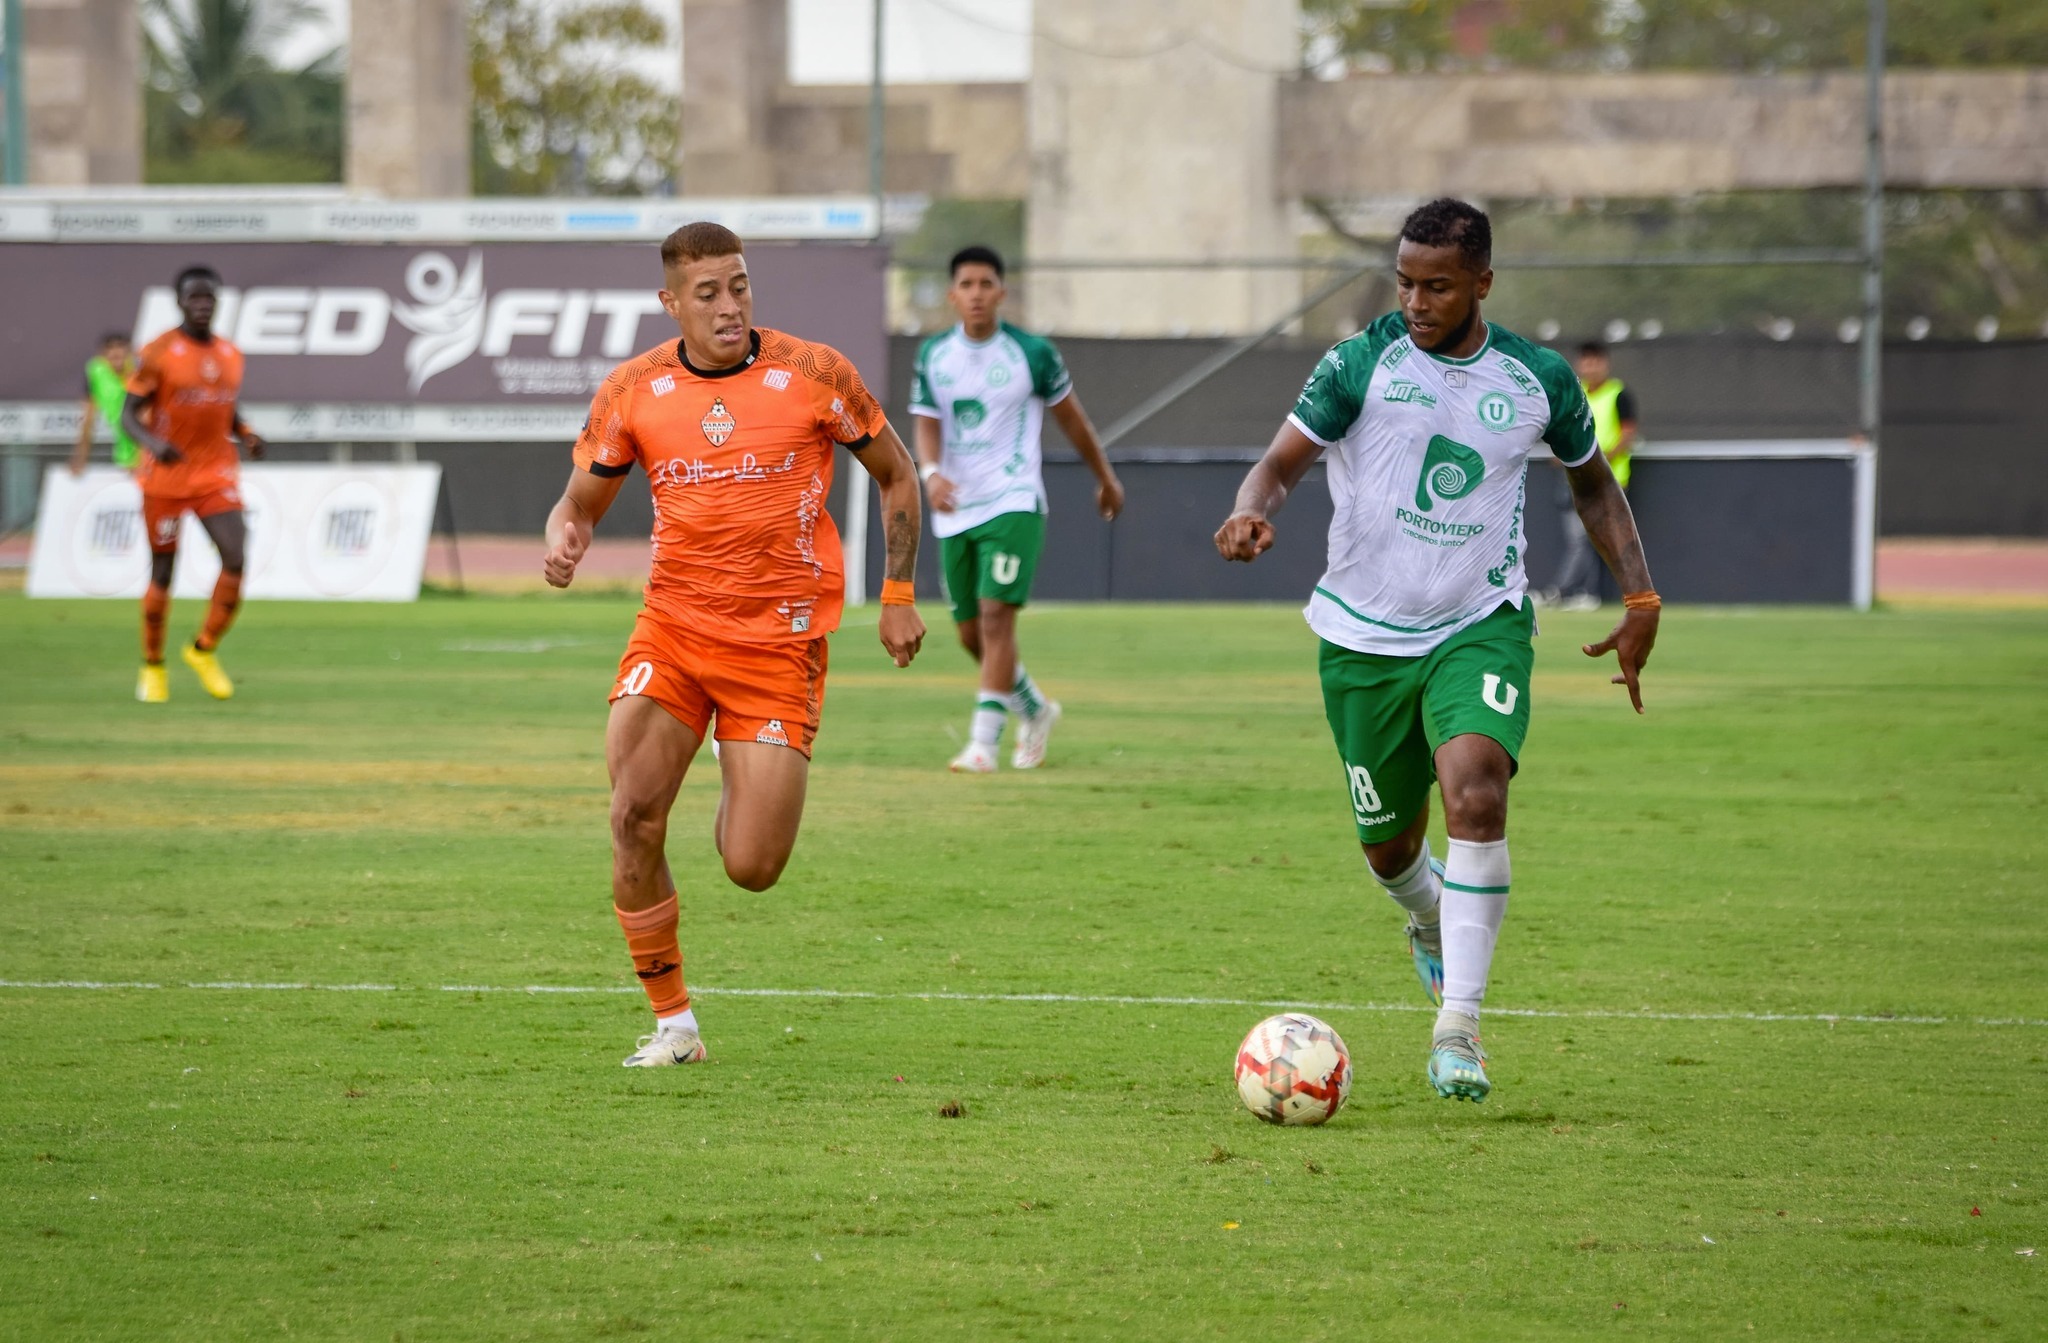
[1477,391,1518,432]
[1413,435,1486,513]
[953,398,987,430]
[1384,379,1437,407]
[1395,506,1486,538]
[1486,544,1519,586]
[1379,342,1411,371]
[1501,359,1540,397]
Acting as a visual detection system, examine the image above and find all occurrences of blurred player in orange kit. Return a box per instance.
[121,265,267,703]
[543,222,927,1067]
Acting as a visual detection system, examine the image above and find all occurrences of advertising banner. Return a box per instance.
[28,464,443,601]
[0,240,886,437]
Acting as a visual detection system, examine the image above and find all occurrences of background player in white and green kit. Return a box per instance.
[1217,199,1660,1103]
[912,246,1125,773]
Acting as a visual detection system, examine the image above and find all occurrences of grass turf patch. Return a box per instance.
[2,593,2045,1339]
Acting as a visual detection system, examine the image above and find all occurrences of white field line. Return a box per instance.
[0,979,2042,1029]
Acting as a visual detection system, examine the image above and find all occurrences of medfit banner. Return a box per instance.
[0,241,886,433]
[28,464,442,601]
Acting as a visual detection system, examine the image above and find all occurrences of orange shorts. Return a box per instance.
[141,486,243,555]
[610,613,829,758]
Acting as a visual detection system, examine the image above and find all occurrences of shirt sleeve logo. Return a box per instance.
[701,396,736,446]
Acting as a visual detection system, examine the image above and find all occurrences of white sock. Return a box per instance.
[1011,665,1047,720]
[1438,837,1510,1024]
[658,1007,698,1034]
[970,692,1013,746]
[1370,841,1440,922]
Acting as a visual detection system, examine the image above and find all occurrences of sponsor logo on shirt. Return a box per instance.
[763,369,791,391]
[1383,379,1437,408]
[1413,435,1486,512]
[650,374,675,397]
[701,396,735,446]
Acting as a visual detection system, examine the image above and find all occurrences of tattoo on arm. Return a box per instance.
[884,508,916,583]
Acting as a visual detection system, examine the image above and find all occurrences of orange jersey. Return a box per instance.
[574,328,887,644]
[127,330,246,500]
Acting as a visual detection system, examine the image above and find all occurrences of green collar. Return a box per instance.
[1420,322,1493,367]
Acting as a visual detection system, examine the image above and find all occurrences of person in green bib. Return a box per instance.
[911,245,1125,773]
[1544,340,1638,610]
[70,332,141,475]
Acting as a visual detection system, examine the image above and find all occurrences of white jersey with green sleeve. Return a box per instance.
[909,321,1072,539]
[1288,313,1599,657]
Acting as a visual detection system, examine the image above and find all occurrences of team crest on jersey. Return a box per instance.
[987,360,1012,387]
[1476,391,1518,431]
[200,357,221,382]
[701,396,736,446]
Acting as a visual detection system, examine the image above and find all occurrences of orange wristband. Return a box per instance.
[1623,589,1662,612]
[880,579,916,607]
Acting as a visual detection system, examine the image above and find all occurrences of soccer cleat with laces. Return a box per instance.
[1010,700,1062,771]
[136,663,170,703]
[181,643,234,699]
[1405,856,1447,1006]
[949,740,998,773]
[621,1024,708,1068]
[1427,1014,1491,1103]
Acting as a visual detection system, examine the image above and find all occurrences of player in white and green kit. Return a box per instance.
[912,246,1125,773]
[1217,200,1660,1102]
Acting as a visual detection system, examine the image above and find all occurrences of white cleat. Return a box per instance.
[1011,700,1062,771]
[949,740,998,773]
[621,1024,708,1067]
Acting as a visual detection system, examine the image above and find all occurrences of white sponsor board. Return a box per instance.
[1,401,585,443]
[0,195,879,243]
[27,464,442,602]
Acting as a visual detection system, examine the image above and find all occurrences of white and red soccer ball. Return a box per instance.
[1234,1012,1352,1126]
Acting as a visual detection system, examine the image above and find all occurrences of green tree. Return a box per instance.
[143,0,344,184]
[1304,0,2048,73]
[470,0,679,196]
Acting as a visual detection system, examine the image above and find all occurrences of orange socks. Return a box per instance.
[141,585,169,663]
[615,894,689,1017]
[195,572,243,652]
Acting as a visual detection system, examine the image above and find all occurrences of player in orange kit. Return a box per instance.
[120,265,266,703]
[542,222,927,1067]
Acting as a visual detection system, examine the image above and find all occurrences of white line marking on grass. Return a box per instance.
[0,979,2041,1028]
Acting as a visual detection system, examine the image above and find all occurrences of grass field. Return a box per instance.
[3,592,2045,1340]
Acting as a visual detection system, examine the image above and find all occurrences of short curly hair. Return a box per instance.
[1399,198,1492,272]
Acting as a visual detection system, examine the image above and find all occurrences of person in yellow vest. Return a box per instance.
[1544,340,1638,611]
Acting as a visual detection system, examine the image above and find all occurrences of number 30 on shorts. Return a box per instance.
[619,661,655,696]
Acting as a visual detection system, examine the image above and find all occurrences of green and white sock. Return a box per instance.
[1011,665,1047,720]
[1439,837,1510,1025]
[1371,841,1441,923]
[970,692,1014,747]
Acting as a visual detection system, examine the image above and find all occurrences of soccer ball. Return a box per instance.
[1234,1013,1352,1126]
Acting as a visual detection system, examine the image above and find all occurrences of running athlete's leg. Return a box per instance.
[144,550,174,662]
[710,740,809,892]
[955,616,984,661]
[1431,732,1513,1076]
[194,509,246,652]
[607,693,703,912]
[1434,733,1509,841]
[975,599,1019,696]
[607,694,701,1032]
[1362,806,1429,879]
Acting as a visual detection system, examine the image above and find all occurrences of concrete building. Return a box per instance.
[17,0,141,184]
[346,0,470,198]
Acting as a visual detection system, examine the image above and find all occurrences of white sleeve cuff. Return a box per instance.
[1287,412,1338,449]
[908,404,944,419]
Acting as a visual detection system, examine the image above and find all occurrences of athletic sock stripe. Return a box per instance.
[1442,881,1510,894]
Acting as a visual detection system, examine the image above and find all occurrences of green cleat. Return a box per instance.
[1428,1014,1491,1102]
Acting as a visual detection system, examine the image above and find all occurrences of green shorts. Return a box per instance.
[1319,600,1535,844]
[939,510,1046,625]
